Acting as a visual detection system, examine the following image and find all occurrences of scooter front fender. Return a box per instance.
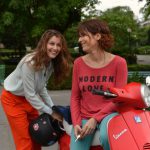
[108,110,150,150]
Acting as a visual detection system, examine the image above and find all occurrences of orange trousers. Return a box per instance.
[0,89,41,150]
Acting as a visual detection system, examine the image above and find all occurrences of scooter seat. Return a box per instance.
[63,119,100,146]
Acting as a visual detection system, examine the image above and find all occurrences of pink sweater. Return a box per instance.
[71,55,128,126]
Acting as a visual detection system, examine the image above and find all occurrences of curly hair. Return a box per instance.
[77,18,114,51]
[30,29,72,84]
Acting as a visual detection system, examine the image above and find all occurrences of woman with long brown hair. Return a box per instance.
[1,29,72,150]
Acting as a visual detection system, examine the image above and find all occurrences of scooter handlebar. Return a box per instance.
[92,89,117,98]
[92,89,104,95]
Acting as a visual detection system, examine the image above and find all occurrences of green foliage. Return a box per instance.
[4,64,16,77]
[47,71,73,90]
[137,25,150,47]
[2,12,14,26]
[31,25,45,38]
[137,45,150,54]
[99,6,139,55]
[124,54,137,64]
[128,64,150,71]
[2,62,150,90]
[128,72,145,83]
[0,0,99,50]
[65,26,78,48]
[125,63,150,84]
[0,48,15,52]
[140,0,150,19]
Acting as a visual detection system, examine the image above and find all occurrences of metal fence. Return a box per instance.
[128,71,150,78]
[0,64,5,84]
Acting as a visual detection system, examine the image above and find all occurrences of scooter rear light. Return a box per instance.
[141,85,150,107]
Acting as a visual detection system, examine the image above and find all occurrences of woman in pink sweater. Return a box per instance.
[70,18,128,150]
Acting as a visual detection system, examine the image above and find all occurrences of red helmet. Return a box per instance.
[29,113,63,146]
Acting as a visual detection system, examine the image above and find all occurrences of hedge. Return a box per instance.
[2,61,150,90]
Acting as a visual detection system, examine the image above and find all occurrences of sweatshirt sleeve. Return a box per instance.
[21,63,53,114]
[70,60,82,126]
[115,57,128,88]
[39,86,54,108]
[93,102,117,122]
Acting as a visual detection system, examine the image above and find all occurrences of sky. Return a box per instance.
[96,0,146,20]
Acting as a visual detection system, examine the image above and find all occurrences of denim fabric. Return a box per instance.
[70,119,95,150]
[70,113,118,150]
[98,113,118,150]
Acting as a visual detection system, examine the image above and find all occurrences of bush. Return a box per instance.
[5,65,16,78]
[3,60,150,90]
[47,71,73,90]
[124,54,137,64]
[128,72,145,83]
[137,45,150,54]
[128,64,150,71]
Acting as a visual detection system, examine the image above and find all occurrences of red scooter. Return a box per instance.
[59,80,150,150]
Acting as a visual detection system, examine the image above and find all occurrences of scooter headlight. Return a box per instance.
[141,85,150,107]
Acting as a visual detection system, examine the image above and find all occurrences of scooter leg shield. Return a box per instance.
[107,110,150,150]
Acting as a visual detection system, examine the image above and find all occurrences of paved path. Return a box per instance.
[136,55,150,65]
[0,85,71,150]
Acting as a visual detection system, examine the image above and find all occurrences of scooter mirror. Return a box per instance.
[141,84,150,107]
[146,76,150,87]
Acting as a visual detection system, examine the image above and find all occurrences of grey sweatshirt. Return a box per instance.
[4,53,54,114]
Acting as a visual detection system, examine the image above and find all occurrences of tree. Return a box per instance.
[99,6,139,55]
[0,0,99,51]
[139,0,150,18]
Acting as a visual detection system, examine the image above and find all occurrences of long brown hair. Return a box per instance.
[77,18,114,51]
[30,29,72,84]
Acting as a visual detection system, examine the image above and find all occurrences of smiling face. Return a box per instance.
[77,19,114,52]
[78,32,101,53]
[46,36,62,59]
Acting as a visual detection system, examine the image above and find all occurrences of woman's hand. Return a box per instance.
[74,125,82,139]
[80,118,97,139]
[51,111,63,122]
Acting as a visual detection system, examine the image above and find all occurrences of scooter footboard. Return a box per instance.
[108,110,150,150]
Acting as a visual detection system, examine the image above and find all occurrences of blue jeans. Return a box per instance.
[70,113,118,150]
